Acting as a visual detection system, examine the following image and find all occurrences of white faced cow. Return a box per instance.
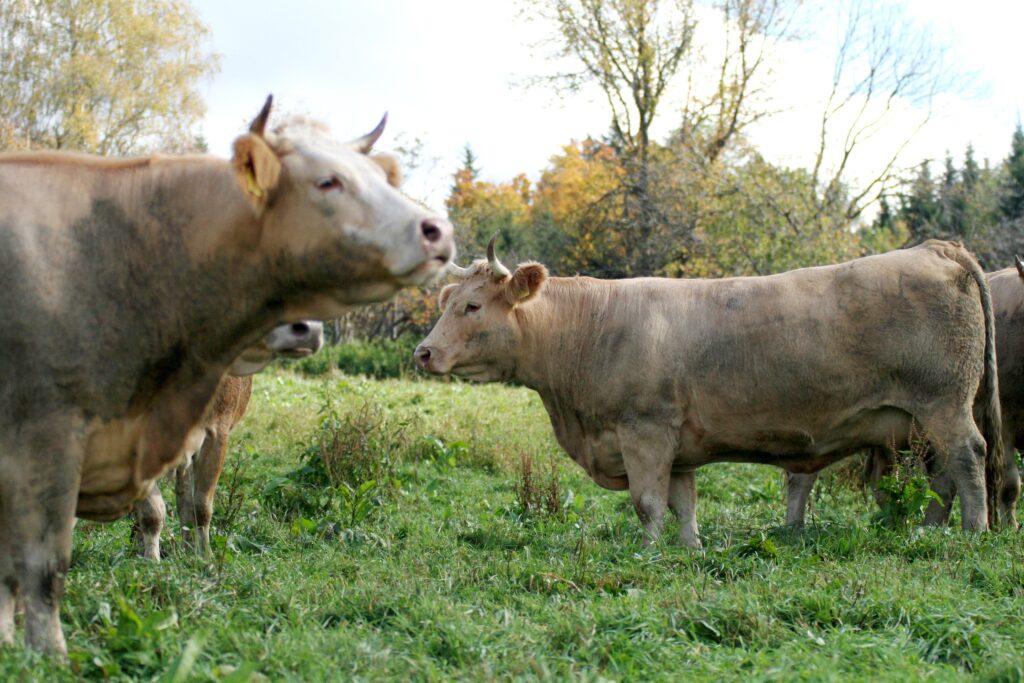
[788,257,1024,528]
[416,238,1002,549]
[131,321,324,560]
[0,97,453,654]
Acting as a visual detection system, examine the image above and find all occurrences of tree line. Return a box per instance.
[2,0,1015,344]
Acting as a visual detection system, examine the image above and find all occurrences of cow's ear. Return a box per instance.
[438,283,458,309]
[504,262,547,306]
[232,133,282,209]
[371,153,402,188]
[1015,255,1024,279]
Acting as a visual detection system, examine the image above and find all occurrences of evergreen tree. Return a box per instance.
[1000,123,1024,220]
[901,161,940,243]
[938,152,967,237]
[962,144,979,195]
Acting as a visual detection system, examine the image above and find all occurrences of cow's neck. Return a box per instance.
[88,159,281,416]
[512,277,613,398]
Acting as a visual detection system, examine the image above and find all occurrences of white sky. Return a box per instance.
[192,1,1024,215]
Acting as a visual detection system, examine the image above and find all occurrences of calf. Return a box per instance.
[132,321,323,559]
[416,239,1001,548]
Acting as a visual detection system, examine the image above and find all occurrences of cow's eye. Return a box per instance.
[464,303,480,314]
[316,176,344,192]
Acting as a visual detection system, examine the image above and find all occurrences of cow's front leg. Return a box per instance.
[619,424,674,546]
[785,472,817,526]
[184,428,230,557]
[0,431,81,655]
[668,471,701,548]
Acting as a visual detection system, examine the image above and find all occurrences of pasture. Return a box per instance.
[4,368,1024,681]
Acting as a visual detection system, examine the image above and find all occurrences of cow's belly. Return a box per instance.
[688,406,915,468]
[77,416,199,521]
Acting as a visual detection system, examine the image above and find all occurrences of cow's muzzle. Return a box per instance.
[414,344,443,373]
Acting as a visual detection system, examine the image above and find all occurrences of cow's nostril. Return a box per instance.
[421,219,443,244]
[416,347,431,364]
[291,322,309,335]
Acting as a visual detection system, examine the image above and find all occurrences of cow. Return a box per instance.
[415,238,1002,551]
[131,320,324,560]
[786,257,1024,528]
[0,96,453,654]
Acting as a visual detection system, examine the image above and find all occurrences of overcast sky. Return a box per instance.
[192,1,1024,217]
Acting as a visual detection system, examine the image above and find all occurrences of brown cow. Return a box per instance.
[131,321,324,560]
[415,239,1002,550]
[787,258,1024,528]
[0,97,453,653]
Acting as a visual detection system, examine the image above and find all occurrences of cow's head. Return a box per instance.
[415,237,547,381]
[228,320,325,376]
[231,96,454,316]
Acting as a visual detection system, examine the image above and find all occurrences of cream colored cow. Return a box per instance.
[0,97,453,654]
[416,239,1001,548]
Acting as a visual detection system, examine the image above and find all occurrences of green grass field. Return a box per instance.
[4,369,1024,681]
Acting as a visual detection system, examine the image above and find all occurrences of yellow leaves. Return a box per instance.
[0,0,219,154]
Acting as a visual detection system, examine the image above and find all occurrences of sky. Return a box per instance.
[192,1,1024,216]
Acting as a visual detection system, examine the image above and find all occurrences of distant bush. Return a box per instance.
[286,336,421,379]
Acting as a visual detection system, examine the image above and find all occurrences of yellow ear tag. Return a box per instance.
[245,169,264,199]
[518,287,530,299]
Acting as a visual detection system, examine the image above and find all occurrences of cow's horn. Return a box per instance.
[1016,255,1024,279]
[447,262,473,279]
[487,235,511,281]
[352,113,388,154]
[250,95,273,136]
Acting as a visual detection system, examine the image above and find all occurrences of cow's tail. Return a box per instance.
[951,244,1004,528]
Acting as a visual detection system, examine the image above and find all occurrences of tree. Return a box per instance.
[0,0,219,154]
[899,161,940,244]
[806,0,962,227]
[1000,123,1024,221]
[446,153,534,262]
[527,0,697,274]
[532,138,626,275]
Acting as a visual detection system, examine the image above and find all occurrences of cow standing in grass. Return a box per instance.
[787,258,1024,528]
[132,321,324,560]
[0,97,454,654]
[416,239,1002,549]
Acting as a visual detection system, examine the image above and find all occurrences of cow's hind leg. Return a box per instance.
[130,485,166,560]
[668,471,701,548]
[785,472,816,527]
[925,418,988,531]
[998,427,1020,530]
[618,424,674,546]
[922,451,956,526]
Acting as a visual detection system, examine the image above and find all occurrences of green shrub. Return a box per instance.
[287,335,421,379]
[260,396,416,531]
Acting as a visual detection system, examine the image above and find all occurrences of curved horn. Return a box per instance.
[352,113,388,154]
[487,234,511,281]
[446,262,474,279]
[250,94,274,136]
[1016,255,1024,279]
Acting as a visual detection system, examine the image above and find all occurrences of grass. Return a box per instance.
[4,369,1024,681]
